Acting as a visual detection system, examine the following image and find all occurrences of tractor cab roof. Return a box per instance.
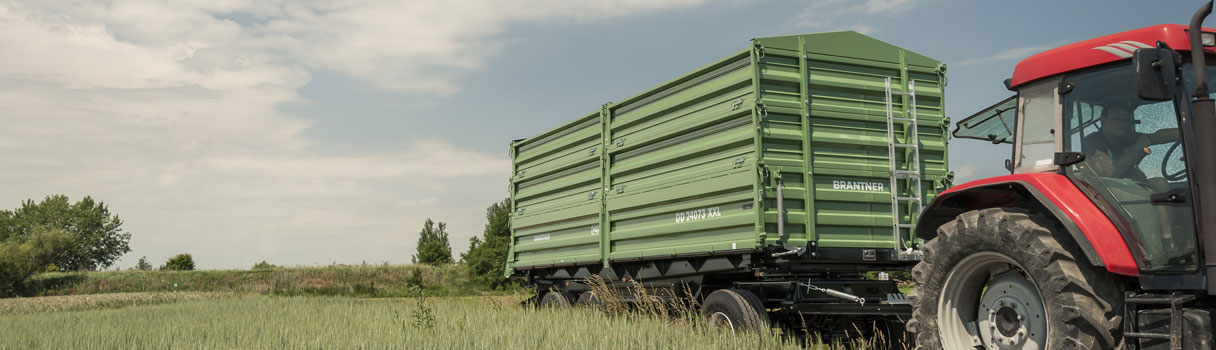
[957,25,1216,143]
[1009,24,1216,89]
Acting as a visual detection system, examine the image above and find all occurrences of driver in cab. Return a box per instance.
[1085,105,1177,180]
[1083,103,1190,267]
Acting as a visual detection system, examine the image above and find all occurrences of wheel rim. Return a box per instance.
[938,252,1048,350]
[709,311,735,330]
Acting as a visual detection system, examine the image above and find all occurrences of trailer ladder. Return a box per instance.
[885,77,924,261]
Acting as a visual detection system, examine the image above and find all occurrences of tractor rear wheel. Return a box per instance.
[907,208,1123,350]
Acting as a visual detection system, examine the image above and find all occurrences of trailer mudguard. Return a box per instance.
[914,173,1139,276]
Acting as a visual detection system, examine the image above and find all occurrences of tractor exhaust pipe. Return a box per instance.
[1190,1,1212,97]
[1186,1,1216,295]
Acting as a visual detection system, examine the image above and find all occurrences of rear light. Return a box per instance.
[1203,32,1216,47]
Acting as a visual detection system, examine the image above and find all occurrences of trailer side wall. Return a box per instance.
[508,31,948,275]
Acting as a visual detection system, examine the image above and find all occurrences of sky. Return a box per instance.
[0,0,1209,269]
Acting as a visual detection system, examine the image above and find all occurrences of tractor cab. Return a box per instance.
[910,3,1216,349]
[954,24,1214,277]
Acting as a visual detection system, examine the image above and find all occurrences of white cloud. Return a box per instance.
[13,1,710,95]
[844,23,877,35]
[954,164,977,182]
[0,1,706,268]
[956,42,1064,65]
[796,0,919,33]
[858,0,917,14]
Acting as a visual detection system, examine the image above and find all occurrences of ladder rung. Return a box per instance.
[891,91,914,96]
[892,117,917,123]
[895,196,921,202]
[893,170,920,178]
[893,143,918,149]
[897,223,916,228]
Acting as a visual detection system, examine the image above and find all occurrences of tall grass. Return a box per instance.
[4,268,905,349]
[579,275,906,349]
[0,295,829,349]
[0,287,901,349]
[0,292,234,315]
[20,264,497,298]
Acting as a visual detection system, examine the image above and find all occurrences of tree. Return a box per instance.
[461,198,511,288]
[0,195,130,270]
[134,256,153,271]
[162,253,195,271]
[0,226,73,296]
[412,218,452,265]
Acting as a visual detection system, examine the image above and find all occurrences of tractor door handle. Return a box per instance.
[1150,190,1187,203]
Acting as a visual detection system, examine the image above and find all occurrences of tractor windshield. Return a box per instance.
[1059,62,1213,272]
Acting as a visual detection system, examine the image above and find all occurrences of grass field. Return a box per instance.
[0,292,234,315]
[21,263,499,298]
[0,293,888,350]
[3,266,905,349]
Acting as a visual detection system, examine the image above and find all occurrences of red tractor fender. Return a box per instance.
[915,173,1139,276]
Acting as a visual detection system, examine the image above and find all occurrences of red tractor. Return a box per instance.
[909,2,1216,349]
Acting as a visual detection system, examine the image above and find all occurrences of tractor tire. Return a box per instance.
[540,290,573,309]
[907,208,1124,350]
[701,288,770,332]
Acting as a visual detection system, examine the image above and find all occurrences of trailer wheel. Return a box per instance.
[575,290,602,308]
[702,289,769,332]
[540,290,573,309]
[907,208,1123,350]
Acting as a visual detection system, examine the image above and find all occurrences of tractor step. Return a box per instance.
[1124,293,1210,350]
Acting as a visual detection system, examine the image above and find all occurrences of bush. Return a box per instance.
[0,226,73,296]
[251,261,277,270]
[406,268,425,288]
[162,254,195,271]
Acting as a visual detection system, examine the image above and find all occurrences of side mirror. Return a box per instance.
[1134,47,1179,101]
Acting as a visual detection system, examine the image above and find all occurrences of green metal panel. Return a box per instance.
[507,31,949,274]
[509,111,603,269]
[753,31,949,250]
[606,49,758,260]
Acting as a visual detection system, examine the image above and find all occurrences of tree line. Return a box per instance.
[1,195,516,297]
[412,198,511,289]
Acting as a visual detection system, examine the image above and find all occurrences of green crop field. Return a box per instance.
[21,264,488,298]
[0,293,895,349]
[1,266,900,349]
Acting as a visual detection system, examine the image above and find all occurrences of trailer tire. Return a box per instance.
[540,290,573,309]
[702,289,769,332]
[575,290,602,308]
[907,208,1123,350]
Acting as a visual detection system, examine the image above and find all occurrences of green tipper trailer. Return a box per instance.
[507,31,950,336]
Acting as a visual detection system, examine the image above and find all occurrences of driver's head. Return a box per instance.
[1101,105,1136,137]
